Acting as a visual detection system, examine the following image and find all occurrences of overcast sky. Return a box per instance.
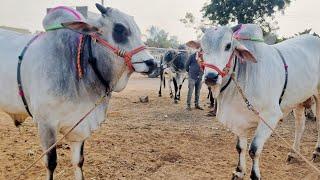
[1,0,319,42]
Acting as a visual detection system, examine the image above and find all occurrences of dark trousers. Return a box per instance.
[187,78,202,106]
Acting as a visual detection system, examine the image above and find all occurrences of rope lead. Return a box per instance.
[230,75,320,175]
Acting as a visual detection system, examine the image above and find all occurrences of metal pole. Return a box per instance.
[101,0,104,6]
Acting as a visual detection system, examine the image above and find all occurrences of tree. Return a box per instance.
[145,26,180,48]
[180,12,211,39]
[202,0,292,34]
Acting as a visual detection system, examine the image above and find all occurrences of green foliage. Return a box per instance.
[202,0,291,33]
[180,12,212,39]
[145,26,180,48]
[180,12,196,27]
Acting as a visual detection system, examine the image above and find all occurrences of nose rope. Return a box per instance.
[202,51,235,78]
[202,25,263,77]
[90,33,146,72]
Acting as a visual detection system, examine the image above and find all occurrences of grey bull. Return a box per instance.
[0,4,156,180]
[158,49,188,103]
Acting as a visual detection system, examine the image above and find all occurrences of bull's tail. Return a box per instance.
[163,75,166,88]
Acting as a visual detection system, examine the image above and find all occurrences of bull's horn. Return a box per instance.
[231,24,242,33]
[95,3,109,15]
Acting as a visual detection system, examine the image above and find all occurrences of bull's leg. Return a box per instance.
[312,95,320,161]
[177,84,182,100]
[249,113,280,180]
[209,88,215,108]
[169,79,173,98]
[232,136,247,180]
[38,123,57,180]
[158,80,162,97]
[71,141,85,180]
[287,104,305,163]
[311,102,317,121]
[173,78,178,103]
[177,74,186,101]
[159,73,163,97]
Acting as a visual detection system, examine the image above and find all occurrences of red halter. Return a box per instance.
[90,33,146,72]
[202,51,235,78]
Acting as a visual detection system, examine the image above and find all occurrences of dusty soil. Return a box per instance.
[1,74,320,180]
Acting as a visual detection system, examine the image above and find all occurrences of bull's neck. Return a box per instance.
[47,30,118,99]
[218,42,264,111]
[218,58,240,103]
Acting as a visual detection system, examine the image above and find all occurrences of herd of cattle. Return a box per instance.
[0,3,320,180]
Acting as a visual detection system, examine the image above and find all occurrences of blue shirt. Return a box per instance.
[186,53,203,80]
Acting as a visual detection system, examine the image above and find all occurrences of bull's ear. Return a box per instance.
[62,21,101,34]
[186,41,201,49]
[234,43,257,63]
[200,27,208,33]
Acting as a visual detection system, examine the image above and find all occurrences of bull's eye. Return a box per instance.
[225,43,231,51]
[112,23,130,44]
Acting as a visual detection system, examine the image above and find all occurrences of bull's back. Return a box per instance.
[274,35,320,107]
[0,29,32,117]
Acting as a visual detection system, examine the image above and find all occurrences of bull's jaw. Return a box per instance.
[113,72,130,92]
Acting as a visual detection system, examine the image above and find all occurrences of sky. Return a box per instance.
[0,0,319,42]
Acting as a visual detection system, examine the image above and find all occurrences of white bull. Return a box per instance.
[0,4,156,180]
[198,24,320,179]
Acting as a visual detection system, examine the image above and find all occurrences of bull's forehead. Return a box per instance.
[108,8,142,36]
[201,27,233,53]
[165,50,176,58]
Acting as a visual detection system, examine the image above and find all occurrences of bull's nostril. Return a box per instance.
[144,59,157,74]
[144,59,156,67]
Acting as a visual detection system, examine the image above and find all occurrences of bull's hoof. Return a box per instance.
[158,94,162,97]
[232,171,244,180]
[312,150,320,162]
[287,152,299,164]
[174,100,179,104]
[250,170,261,180]
[305,108,316,120]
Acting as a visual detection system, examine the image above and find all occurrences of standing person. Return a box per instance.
[186,50,204,110]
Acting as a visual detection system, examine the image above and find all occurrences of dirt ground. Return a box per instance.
[1,74,320,180]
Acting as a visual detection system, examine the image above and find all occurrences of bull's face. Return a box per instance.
[201,27,256,97]
[163,50,179,64]
[95,4,157,74]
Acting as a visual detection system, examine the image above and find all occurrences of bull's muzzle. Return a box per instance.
[205,72,219,86]
[144,59,158,74]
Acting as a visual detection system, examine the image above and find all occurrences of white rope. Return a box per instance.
[146,46,192,53]
[14,94,107,179]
